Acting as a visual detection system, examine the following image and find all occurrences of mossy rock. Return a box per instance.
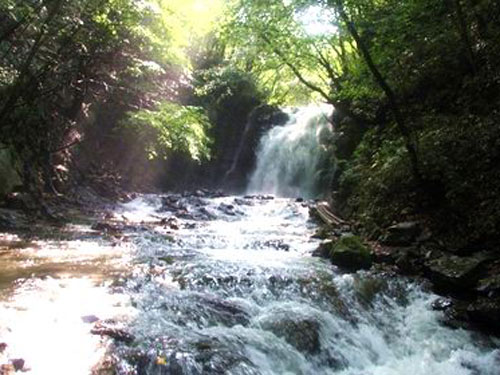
[312,225,333,239]
[329,235,373,271]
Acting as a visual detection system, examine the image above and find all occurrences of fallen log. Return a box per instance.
[312,201,347,226]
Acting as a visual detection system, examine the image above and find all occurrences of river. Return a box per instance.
[1,194,498,374]
[0,105,499,374]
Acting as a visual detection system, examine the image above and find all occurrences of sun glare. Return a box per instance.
[297,5,337,36]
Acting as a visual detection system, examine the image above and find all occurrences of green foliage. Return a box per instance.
[124,102,211,162]
[337,128,415,234]
[0,0,225,193]
[194,66,264,114]
[222,0,344,104]
[417,111,500,247]
[0,145,21,195]
[192,65,264,169]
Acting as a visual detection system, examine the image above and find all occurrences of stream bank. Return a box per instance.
[310,202,500,337]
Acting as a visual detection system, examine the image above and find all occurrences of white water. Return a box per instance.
[248,105,335,198]
[115,195,500,375]
[0,196,498,374]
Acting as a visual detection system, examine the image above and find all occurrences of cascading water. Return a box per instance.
[0,107,499,374]
[248,105,335,199]
[1,195,499,374]
[112,195,499,374]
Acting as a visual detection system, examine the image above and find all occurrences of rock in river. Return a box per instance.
[318,234,373,271]
[424,251,493,292]
[259,312,321,355]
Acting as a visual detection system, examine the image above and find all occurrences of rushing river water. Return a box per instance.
[0,195,499,374]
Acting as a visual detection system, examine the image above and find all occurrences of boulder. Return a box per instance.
[0,208,28,229]
[312,239,334,258]
[259,313,321,355]
[466,297,500,333]
[424,251,493,291]
[328,235,373,271]
[380,222,421,246]
[477,272,500,296]
[312,225,335,240]
[10,359,24,372]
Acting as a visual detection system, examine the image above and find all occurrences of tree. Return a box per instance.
[331,0,423,185]
[0,0,223,196]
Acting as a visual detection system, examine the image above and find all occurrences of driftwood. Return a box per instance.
[314,202,347,226]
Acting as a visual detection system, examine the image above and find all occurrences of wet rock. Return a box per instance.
[185,196,207,207]
[380,221,421,246]
[134,350,199,375]
[0,208,27,229]
[91,322,135,343]
[477,274,500,296]
[353,277,389,306]
[476,262,500,296]
[259,313,321,355]
[312,239,333,257]
[161,294,251,327]
[431,297,453,311]
[217,203,241,216]
[194,190,206,197]
[200,296,250,327]
[176,209,194,220]
[0,364,15,375]
[160,217,180,230]
[326,235,373,271]
[10,359,24,372]
[158,256,175,265]
[175,205,216,221]
[233,197,254,206]
[130,337,255,375]
[424,251,493,292]
[91,221,123,233]
[267,274,294,291]
[466,297,500,333]
[248,239,290,251]
[434,300,472,330]
[199,350,259,374]
[159,195,187,212]
[81,315,100,323]
[263,239,290,251]
[311,229,328,240]
[243,195,274,200]
[197,207,217,220]
[393,247,424,274]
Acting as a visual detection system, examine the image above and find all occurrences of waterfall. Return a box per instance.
[247,104,335,198]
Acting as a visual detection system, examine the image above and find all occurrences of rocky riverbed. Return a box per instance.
[0,192,499,374]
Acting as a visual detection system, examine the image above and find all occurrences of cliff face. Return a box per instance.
[223,105,289,192]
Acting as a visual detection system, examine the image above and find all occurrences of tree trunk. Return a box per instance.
[454,0,477,74]
[334,0,423,186]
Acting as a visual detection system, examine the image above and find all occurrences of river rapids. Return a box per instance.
[0,106,499,374]
[1,194,498,374]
